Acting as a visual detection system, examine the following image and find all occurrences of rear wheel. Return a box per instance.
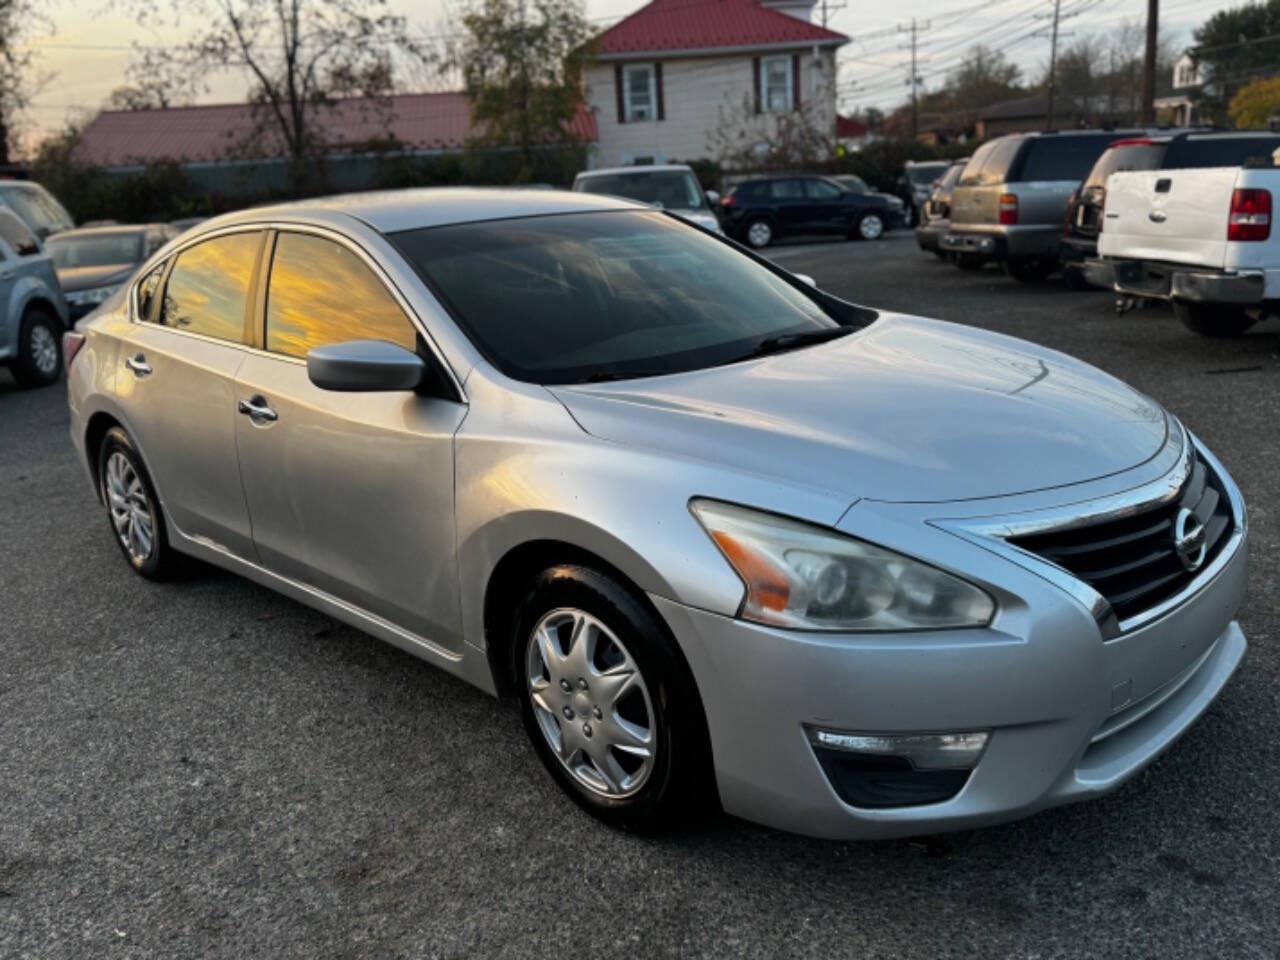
[1173,301,1259,338]
[855,212,885,241]
[11,308,62,388]
[745,218,774,248]
[513,565,713,832]
[1062,266,1091,291]
[953,253,985,271]
[98,427,181,579]
[1004,257,1055,282]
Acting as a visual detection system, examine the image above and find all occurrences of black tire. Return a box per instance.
[97,427,181,580]
[932,249,948,259]
[1004,257,1055,283]
[512,564,715,832]
[11,307,62,388]
[953,253,985,271]
[854,211,885,241]
[1061,266,1091,291]
[744,217,774,248]
[1173,301,1259,338]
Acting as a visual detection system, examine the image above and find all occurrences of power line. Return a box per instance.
[899,17,930,139]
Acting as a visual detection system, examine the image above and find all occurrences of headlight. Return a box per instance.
[690,500,995,631]
[68,284,120,305]
[888,197,905,208]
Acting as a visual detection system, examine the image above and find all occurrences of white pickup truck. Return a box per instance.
[1088,158,1278,337]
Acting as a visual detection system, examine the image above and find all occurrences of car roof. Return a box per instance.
[193,187,643,236]
[47,223,168,239]
[576,164,695,178]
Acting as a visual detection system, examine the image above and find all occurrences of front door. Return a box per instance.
[114,230,264,559]
[233,230,467,648]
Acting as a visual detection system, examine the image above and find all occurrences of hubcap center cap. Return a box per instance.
[571,691,592,717]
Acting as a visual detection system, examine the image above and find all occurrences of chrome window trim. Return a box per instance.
[126,220,467,402]
[933,423,1246,641]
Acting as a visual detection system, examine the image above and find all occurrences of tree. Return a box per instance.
[708,90,838,171]
[0,0,51,164]
[445,0,593,182]
[1229,74,1280,128]
[121,0,422,191]
[1193,0,1280,124]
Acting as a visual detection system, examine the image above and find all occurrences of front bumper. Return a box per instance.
[1111,259,1266,305]
[655,450,1248,839]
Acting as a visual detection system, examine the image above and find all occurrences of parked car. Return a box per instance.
[944,130,1147,281]
[0,208,70,387]
[1064,131,1280,289]
[830,174,908,219]
[572,164,721,233]
[915,159,968,257]
[897,160,951,227]
[66,188,1247,839]
[720,175,905,247]
[1091,148,1280,337]
[46,223,179,322]
[0,179,75,240]
[170,216,207,234]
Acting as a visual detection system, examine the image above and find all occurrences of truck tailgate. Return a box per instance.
[1098,168,1239,268]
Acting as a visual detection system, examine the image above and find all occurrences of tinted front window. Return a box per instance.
[1085,143,1167,187]
[46,232,145,269]
[1017,136,1117,182]
[159,231,261,342]
[1163,135,1280,169]
[834,175,868,194]
[266,232,417,359]
[577,171,705,210]
[0,212,40,256]
[392,211,837,384]
[0,185,74,237]
[136,262,166,321]
[806,179,842,199]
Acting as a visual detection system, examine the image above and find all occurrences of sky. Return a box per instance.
[23,0,1244,152]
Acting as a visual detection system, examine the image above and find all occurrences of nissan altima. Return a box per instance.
[65,189,1247,838]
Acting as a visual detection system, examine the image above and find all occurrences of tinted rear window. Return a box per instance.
[1085,143,1167,187]
[1163,136,1280,169]
[577,171,705,210]
[1016,135,1118,182]
[960,137,1023,186]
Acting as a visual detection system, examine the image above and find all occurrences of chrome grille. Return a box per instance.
[1008,453,1233,625]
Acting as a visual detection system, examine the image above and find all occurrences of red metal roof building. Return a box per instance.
[592,0,848,57]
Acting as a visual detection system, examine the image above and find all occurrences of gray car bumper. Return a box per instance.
[652,527,1247,840]
[1110,259,1267,304]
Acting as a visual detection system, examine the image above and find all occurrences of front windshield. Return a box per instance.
[835,175,868,194]
[393,211,838,384]
[576,171,706,210]
[46,232,145,269]
[2,185,75,237]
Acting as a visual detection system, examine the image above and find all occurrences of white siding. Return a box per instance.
[585,50,837,168]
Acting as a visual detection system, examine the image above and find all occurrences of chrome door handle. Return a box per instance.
[237,396,278,423]
[125,354,152,377]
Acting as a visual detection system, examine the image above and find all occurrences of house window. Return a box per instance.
[762,56,792,112]
[624,64,657,122]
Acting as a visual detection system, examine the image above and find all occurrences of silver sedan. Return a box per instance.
[65,189,1248,838]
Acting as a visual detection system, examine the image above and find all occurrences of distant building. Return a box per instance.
[582,0,849,168]
[972,91,1168,139]
[72,92,598,194]
[1154,52,1208,127]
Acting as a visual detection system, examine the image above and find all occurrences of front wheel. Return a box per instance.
[513,565,713,832]
[855,212,885,241]
[1173,301,1259,338]
[745,218,774,248]
[11,308,62,388]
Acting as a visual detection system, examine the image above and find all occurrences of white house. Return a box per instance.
[583,0,849,168]
[1155,52,1208,127]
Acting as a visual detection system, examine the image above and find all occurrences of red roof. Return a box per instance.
[836,115,868,138]
[74,93,598,168]
[594,0,847,56]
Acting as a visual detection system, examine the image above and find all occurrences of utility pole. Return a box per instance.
[899,18,929,140]
[1140,0,1159,123]
[1045,0,1062,130]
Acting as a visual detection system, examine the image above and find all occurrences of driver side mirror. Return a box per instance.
[793,273,818,288]
[307,339,428,392]
[705,190,721,206]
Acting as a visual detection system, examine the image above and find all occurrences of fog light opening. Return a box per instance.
[807,728,990,809]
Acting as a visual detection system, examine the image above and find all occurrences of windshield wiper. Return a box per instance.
[729,326,852,363]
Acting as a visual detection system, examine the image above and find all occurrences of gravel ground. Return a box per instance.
[2,232,1277,959]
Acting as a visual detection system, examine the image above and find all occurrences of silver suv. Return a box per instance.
[943,131,1145,281]
[0,208,70,387]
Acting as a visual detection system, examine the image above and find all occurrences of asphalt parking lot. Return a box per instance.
[3,231,1278,959]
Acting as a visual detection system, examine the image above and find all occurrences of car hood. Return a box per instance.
[56,264,135,292]
[549,314,1169,504]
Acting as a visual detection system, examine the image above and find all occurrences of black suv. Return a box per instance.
[1065,130,1280,288]
[719,175,906,248]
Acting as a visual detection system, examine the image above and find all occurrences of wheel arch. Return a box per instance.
[83,411,125,502]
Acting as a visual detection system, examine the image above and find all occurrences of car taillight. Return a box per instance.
[1063,189,1078,236]
[720,194,736,208]
[63,331,85,373]
[998,193,1018,226]
[1228,188,1271,241]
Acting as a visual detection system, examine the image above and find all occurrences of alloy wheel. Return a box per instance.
[31,324,58,376]
[526,607,656,799]
[859,214,885,240]
[105,452,155,564]
[747,221,773,248]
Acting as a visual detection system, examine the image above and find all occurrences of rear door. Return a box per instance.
[232,228,467,647]
[114,229,264,559]
[769,179,809,232]
[1100,168,1240,268]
